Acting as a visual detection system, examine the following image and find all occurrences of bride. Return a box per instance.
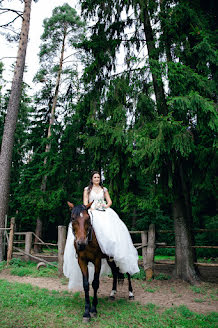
[63,171,139,290]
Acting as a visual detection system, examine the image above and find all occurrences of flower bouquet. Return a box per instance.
[93,199,106,211]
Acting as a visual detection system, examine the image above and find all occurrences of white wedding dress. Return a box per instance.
[63,187,139,291]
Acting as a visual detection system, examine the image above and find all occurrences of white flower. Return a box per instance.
[94,199,106,210]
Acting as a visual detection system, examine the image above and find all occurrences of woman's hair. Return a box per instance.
[87,171,103,194]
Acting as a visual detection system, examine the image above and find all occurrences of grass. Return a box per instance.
[0,259,170,282]
[154,273,171,280]
[131,267,146,280]
[190,284,218,302]
[138,255,175,262]
[142,284,158,293]
[0,280,217,328]
[0,258,58,278]
[138,255,218,264]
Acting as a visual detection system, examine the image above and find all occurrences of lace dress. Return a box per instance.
[63,187,139,291]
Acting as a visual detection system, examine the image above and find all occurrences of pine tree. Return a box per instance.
[0,0,32,261]
[31,4,85,251]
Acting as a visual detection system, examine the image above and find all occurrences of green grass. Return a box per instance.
[138,255,175,261]
[1,259,58,278]
[138,255,217,264]
[131,267,146,280]
[154,255,175,261]
[190,284,218,302]
[154,273,171,280]
[0,260,6,272]
[0,280,217,328]
[142,284,158,293]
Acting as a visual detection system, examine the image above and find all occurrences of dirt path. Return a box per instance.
[0,269,217,314]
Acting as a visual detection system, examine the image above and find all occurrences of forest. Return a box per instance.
[0,0,217,284]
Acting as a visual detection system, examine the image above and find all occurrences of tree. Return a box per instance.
[0,0,32,261]
[78,0,217,283]
[31,4,85,252]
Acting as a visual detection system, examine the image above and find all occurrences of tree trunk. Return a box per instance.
[131,207,137,229]
[0,0,32,261]
[179,163,198,264]
[159,1,173,94]
[139,0,167,115]
[34,25,67,253]
[173,197,200,284]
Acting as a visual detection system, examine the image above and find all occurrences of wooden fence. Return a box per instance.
[3,218,66,276]
[3,218,218,279]
[130,224,218,279]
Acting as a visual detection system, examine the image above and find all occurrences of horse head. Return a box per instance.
[67,201,93,251]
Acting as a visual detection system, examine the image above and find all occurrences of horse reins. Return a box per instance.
[88,210,94,242]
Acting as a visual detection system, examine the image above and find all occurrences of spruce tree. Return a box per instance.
[78,0,217,283]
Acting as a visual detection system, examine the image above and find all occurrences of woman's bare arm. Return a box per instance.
[104,190,112,208]
[83,188,89,205]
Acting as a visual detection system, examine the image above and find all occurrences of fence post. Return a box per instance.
[25,232,32,261]
[7,217,15,265]
[58,226,66,277]
[145,224,155,280]
[141,231,147,273]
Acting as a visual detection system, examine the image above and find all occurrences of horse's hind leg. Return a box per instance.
[107,260,118,300]
[127,273,134,300]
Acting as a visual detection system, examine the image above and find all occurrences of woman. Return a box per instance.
[63,171,139,290]
[83,171,139,274]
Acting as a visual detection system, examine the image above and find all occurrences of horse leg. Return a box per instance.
[78,259,91,322]
[107,260,118,300]
[90,259,101,317]
[127,273,134,300]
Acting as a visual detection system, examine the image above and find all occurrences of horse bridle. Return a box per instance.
[71,205,93,243]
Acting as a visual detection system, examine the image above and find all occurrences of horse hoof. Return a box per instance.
[83,316,91,323]
[90,312,97,318]
[109,296,115,301]
[129,296,134,300]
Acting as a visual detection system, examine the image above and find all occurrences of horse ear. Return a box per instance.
[86,201,93,210]
[67,201,74,209]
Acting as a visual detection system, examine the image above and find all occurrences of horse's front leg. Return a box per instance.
[90,259,101,317]
[78,259,91,322]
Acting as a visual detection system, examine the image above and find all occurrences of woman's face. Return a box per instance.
[92,173,101,185]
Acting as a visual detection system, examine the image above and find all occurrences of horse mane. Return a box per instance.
[71,204,87,221]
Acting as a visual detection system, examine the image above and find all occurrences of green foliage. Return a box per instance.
[39,4,85,62]
[10,5,87,237]
[2,0,216,259]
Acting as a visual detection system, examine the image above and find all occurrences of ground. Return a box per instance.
[0,265,217,314]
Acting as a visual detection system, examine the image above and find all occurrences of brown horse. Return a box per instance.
[67,201,134,322]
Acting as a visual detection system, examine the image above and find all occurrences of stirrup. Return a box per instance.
[108,256,114,262]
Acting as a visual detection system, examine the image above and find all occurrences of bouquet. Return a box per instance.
[93,199,106,211]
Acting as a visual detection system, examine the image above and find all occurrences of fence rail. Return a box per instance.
[2,218,218,280]
[129,226,218,278]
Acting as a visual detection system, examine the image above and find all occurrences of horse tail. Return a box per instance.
[118,272,124,285]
